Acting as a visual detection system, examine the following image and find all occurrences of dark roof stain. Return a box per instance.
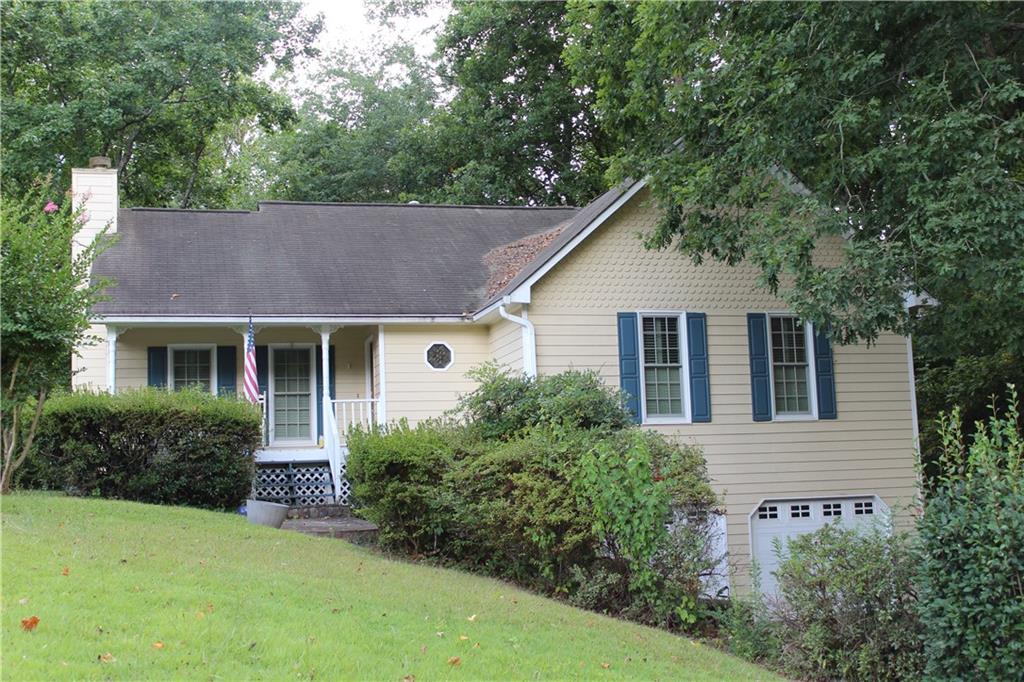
[91,201,580,317]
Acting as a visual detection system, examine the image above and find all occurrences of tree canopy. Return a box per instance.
[1,0,320,208]
[565,1,1024,359]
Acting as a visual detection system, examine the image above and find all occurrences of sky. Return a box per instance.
[301,0,447,58]
[265,0,449,97]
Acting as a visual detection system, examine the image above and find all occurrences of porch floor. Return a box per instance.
[281,517,378,544]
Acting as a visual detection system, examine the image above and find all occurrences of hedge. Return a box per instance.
[22,389,262,510]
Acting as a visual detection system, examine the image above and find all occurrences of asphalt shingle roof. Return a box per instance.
[91,201,579,317]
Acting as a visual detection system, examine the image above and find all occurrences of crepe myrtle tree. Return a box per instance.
[0,183,109,492]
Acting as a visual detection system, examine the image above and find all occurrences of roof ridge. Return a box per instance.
[127,207,252,214]
[256,200,579,210]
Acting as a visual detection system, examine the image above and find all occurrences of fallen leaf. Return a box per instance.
[466,614,477,622]
[205,602,215,613]
[61,567,70,576]
[420,646,427,654]
[21,616,39,632]
[99,653,116,663]
[18,598,28,605]
[459,635,469,641]
[601,663,610,669]
[435,631,444,637]
[402,676,416,682]
[196,611,205,620]
[473,643,480,649]
[447,656,461,667]
[152,642,165,650]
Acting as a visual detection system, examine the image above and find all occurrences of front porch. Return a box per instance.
[100,323,385,506]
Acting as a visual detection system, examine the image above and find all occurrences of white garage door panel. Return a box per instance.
[750,496,885,595]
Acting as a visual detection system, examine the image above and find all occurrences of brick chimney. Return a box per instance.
[71,156,118,262]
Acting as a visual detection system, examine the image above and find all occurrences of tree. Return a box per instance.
[422,0,610,206]
[267,46,443,203]
[1,0,320,208]
[0,185,108,492]
[566,2,1024,358]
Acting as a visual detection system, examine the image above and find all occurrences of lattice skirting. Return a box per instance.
[253,461,351,507]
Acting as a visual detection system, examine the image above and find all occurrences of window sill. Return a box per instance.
[642,417,692,426]
[771,413,818,422]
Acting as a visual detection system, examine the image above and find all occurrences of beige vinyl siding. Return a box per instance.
[488,315,524,372]
[527,188,918,591]
[381,325,490,423]
[71,324,110,390]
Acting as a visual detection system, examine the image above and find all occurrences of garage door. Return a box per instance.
[750,495,884,595]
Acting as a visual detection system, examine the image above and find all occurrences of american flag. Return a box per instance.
[243,317,260,403]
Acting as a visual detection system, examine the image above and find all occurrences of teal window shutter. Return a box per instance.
[686,313,711,422]
[315,346,336,439]
[216,346,237,396]
[747,314,772,422]
[617,312,642,424]
[255,346,268,396]
[147,347,167,388]
[813,326,837,419]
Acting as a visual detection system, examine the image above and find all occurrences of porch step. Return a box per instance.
[281,517,378,545]
[287,503,352,520]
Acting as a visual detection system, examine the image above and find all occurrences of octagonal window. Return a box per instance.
[426,342,453,370]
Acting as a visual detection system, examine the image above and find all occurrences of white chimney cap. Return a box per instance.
[88,156,112,169]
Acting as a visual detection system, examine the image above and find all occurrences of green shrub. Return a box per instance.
[456,363,632,440]
[575,429,720,628]
[766,522,924,681]
[445,426,598,590]
[349,367,721,632]
[23,389,261,510]
[917,388,1024,680]
[714,583,783,668]
[346,419,462,554]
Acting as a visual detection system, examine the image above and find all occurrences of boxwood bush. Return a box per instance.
[22,389,261,510]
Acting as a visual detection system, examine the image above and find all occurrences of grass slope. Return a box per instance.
[2,495,777,681]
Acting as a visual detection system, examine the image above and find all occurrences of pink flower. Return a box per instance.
[43,201,58,214]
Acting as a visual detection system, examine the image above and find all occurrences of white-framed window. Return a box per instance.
[168,345,217,394]
[638,312,691,424]
[767,314,818,419]
[424,342,454,371]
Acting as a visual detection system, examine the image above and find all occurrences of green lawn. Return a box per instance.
[2,494,778,681]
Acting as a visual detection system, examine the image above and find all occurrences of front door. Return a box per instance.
[270,347,315,445]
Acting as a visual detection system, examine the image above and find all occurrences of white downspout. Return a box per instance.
[106,326,119,393]
[499,297,537,378]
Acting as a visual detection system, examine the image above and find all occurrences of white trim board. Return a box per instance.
[93,315,476,326]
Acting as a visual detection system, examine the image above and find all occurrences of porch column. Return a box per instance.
[106,326,119,393]
[315,326,340,439]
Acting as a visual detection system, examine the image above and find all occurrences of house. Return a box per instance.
[71,158,919,593]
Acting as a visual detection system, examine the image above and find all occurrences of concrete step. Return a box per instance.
[281,517,378,545]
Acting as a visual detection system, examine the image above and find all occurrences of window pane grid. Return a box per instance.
[172,349,211,392]
[641,316,684,417]
[273,349,311,440]
[770,316,810,414]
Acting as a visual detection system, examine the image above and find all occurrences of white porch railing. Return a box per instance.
[257,393,269,446]
[332,398,380,443]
